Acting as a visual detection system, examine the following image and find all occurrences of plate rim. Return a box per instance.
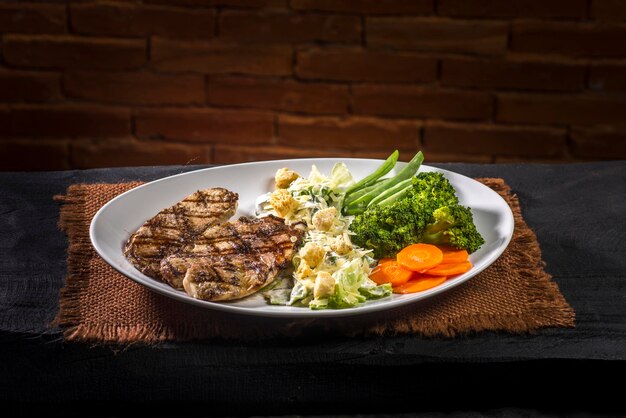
[89,158,515,318]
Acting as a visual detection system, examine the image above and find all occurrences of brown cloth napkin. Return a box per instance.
[54,179,574,343]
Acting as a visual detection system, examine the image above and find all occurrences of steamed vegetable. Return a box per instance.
[440,248,469,264]
[350,195,430,259]
[342,150,424,216]
[393,275,447,294]
[369,243,473,294]
[344,150,398,196]
[350,172,484,258]
[420,205,485,253]
[367,178,413,207]
[425,261,472,276]
[370,260,413,286]
[397,243,443,272]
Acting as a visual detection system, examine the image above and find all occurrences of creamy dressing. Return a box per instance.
[256,163,390,309]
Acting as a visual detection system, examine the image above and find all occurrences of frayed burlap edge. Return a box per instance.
[53,183,145,343]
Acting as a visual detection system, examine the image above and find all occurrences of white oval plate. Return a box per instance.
[90,159,514,318]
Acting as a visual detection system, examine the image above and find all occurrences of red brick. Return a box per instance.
[592,0,626,21]
[423,121,566,157]
[511,22,626,58]
[135,108,274,144]
[0,3,66,34]
[290,0,433,15]
[0,140,69,171]
[144,0,212,5]
[351,149,427,161]
[352,85,492,120]
[277,115,420,150]
[145,0,287,7]
[497,93,626,125]
[570,126,626,158]
[367,18,508,56]
[439,0,587,19]
[296,48,437,83]
[589,64,626,91]
[150,38,291,76]
[207,76,349,114]
[441,57,586,92]
[0,105,130,138]
[70,3,215,38]
[3,35,146,70]
[219,11,360,44]
[71,139,211,169]
[65,71,205,105]
[213,144,347,164]
[212,0,287,6]
[0,70,62,102]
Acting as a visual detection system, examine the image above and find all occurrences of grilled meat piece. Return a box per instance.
[124,188,238,279]
[182,253,281,301]
[160,215,305,299]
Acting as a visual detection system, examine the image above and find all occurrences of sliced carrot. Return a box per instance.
[396,243,443,272]
[393,275,447,294]
[440,248,469,264]
[370,261,414,286]
[416,273,450,280]
[425,261,472,276]
[377,258,396,266]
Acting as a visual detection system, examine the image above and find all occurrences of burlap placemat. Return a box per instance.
[54,179,574,343]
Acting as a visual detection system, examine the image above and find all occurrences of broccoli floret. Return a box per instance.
[350,172,484,258]
[351,172,459,258]
[421,205,485,253]
[410,172,459,210]
[350,195,432,259]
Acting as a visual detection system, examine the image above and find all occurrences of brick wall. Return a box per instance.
[1,0,626,170]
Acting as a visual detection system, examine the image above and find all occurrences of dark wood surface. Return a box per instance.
[1,162,624,416]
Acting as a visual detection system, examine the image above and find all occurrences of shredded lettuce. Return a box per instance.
[309,298,329,310]
[326,259,366,308]
[359,281,393,300]
[321,257,391,309]
[288,281,310,306]
[329,162,354,193]
[262,275,295,305]
[258,163,393,310]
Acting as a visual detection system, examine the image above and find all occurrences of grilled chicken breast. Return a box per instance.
[160,215,305,299]
[182,253,283,302]
[124,188,238,279]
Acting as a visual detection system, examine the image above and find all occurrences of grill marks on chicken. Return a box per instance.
[182,253,280,301]
[123,188,238,279]
[160,215,306,300]
[124,187,304,302]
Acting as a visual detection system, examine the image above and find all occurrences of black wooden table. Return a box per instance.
[1,162,624,416]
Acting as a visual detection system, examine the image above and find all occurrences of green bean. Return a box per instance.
[375,184,413,208]
[343,178,389,206]
[345,151,424,214]
[342,200,369,216]
[368,178,413,207]
[344,150,398,197]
